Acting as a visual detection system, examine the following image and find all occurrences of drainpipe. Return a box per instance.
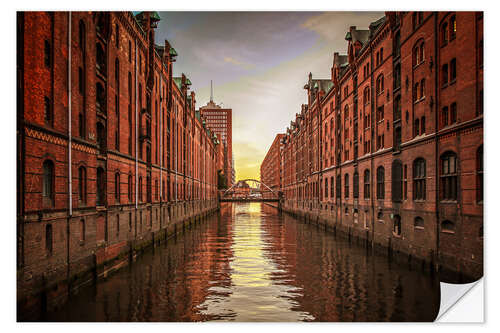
[433,12,440,271]
[135,39,138,209]
[67,11,72,283]
[68,11,72,217]
[370,42,375,246]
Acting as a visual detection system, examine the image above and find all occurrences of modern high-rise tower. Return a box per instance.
[199,81,234,187]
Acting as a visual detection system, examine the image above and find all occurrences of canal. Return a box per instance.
[28,202,440,322]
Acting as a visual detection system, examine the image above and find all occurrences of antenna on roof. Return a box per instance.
[210,80,213,103]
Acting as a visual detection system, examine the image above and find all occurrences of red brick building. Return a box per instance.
[260,134,284,198]
[17,11,222,307]
[280,11,483,281]
[199,96,234,187]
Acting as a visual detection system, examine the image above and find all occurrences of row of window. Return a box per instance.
[294,147,482,203]
[42,160,215,207]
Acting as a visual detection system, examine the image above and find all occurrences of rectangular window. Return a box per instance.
[442,64,448,86]
[450,59,457,82]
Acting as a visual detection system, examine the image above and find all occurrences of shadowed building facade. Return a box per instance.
[16,11,223,309]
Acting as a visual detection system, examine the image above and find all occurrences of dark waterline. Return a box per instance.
[24,202,440,322]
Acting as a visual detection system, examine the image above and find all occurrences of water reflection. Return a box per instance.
[32,202,439,322]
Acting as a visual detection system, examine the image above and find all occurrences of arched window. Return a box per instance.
[441,22,448,45]
[413,41,425,66]
[377,210,383,221]
[115,58,120,90]
[440,152,458,201]
[450,102,457,124]
[353,171,359,198]
[394,31,401,57]
[376,75,384,94]
[115,23,120,48]
[392,160,403,202]
[420,79,425,99]
[413,82,419,102]
[80,219,85,242]
[414,216,424,229]
[324,178,328,198]
[441,220,455,233]
[128,174,133,202]
[393,215,402,236]
[96,42,106,74]
[96,82,106,114]
[79,20,86,50]
[442,63,448,86]
[413,158,426,200]
[477,145,483,203]
[330,176,334,198]
[42,160,54,205]
[128,40,132,63]
[377,166,385,199]
[139,176,143,202]
[115,172,120,201]
[44,40,51,68]
[442,106,449,127]
[336,174,341,198]
[450,58,457,82]
[344,173,349,198]
[97,167,105,206]
[394,63,401,89]
[344,105,349,119]
[45,224,53,255]
[78,166,87,203]
[97,122,106,154]
[116,214,120,238]
[450,15,457,40]
[128,72,132,102]
[364,169,370,199]
[44,96,52,126]
[414,118,420,137]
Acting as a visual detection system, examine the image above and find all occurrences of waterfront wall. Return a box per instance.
[280,199,482,282]
[17,200,219,319]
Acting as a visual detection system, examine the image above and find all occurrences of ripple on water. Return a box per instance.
[32,202,439,322]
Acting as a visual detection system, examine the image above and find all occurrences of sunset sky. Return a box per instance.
[155,11,383,181]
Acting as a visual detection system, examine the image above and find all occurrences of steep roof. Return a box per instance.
[173,77,182,90]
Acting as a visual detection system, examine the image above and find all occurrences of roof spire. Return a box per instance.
[210,80,213,103]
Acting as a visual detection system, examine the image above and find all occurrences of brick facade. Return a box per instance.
[260,134,284,198]
[278,12,483,282]
[17,11,222,308]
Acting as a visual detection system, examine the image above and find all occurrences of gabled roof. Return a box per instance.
[173,77,182,89]
[369,16,386,37]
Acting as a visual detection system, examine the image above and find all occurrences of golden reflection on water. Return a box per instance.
[198,203,314,321]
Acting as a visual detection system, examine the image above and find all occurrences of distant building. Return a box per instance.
[260,134,285,199]
[199,82,234,187]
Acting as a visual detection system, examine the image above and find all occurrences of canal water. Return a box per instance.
[29,202,440,322]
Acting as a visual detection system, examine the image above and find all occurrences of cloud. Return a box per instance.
[223,57,255,70]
